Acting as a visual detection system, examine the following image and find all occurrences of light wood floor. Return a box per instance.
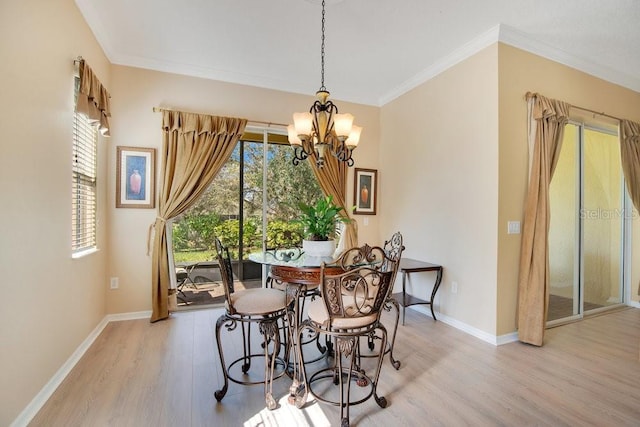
[30,306,640,427]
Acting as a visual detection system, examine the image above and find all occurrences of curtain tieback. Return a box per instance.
[147,217,167,255]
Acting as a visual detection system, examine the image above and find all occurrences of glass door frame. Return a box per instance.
[547,120,629,327]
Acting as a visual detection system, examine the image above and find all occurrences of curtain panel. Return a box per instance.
[517,93,570,346]
[150,111,247,322]
[76,59,111,136]
[619,119,640,294]
[309,152,358,252]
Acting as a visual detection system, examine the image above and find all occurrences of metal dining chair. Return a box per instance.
[294,244,398,427]
[213,237,293,410]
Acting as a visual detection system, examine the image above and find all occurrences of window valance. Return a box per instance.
[75,59,111,136]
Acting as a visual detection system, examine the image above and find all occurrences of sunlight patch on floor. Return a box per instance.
[244,394,330,427]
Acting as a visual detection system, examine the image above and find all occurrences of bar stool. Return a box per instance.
[294,244,398,427]
[213,237,293,410]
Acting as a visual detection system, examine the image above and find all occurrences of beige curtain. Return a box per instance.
[619,119,640,294]
[150,111,247,322]
[309,151,358,250]
[517,93,571,346]
[76,59,111,136]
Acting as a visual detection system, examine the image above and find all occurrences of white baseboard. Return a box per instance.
[496,331,520,345]
[10,310,152,427]
[410,302,640,348]
[107,310,153,322]
[408,305,512,346]
[408,306,516,346]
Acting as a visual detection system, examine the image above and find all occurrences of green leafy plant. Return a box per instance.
[297,195,351,241]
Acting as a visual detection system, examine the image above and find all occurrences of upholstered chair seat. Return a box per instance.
[306,297,378,330]
[228,288,290,315]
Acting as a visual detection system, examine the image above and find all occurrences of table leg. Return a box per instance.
[429,268,443,321]
[401,271,407,325]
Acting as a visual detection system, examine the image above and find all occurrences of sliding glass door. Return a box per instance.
[548,122,626,323]
[171,127,321,306]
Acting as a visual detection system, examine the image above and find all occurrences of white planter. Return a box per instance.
[302,239,336,258]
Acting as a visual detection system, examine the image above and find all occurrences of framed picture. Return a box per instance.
[353,168,377,215]
[116,146,156,208]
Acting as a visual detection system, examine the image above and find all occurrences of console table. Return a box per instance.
[391,258,443,324]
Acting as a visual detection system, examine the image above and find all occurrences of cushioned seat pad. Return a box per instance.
[230,288,289,315]
[307,298,377,329]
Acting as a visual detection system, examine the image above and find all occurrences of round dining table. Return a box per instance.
[248,249,343,284]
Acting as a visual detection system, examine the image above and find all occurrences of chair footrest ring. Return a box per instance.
[225,354,287,386]
[307,366,376,407]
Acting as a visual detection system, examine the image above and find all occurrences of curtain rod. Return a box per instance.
[525,92,622,122]
[152,106,287,128]
[569,105,621,122]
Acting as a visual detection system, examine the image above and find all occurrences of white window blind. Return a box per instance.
[72,76,98,254]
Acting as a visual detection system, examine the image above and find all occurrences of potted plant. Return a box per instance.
[297,195,351,257]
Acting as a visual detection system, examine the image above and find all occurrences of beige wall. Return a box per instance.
[107,65,381,314]
[0,0,111,424]
[380,45,500,334]
[380,42,640,338]
[497,43,640,335]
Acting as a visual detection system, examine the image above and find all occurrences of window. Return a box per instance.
[72,76,98,255]
[171,128,323,304]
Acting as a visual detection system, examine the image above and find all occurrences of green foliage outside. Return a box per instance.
[172,212,221,252]
[214,217,260,259]
[174,250,215,264]
[172,138,323,262]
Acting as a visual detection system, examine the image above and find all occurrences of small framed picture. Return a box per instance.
[116,146,156,208]
[353,168,377,215]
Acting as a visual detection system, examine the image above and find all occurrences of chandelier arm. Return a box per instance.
[332,140,353,163]
[292,145,310,166]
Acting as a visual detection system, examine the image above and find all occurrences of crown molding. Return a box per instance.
[377,25,501,106]
[378,23,640,107]
[498,24,640,94]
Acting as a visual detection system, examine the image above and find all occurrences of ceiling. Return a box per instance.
[76,0,640,106]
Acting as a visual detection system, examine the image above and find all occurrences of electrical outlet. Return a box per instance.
[451,281,458,294]
[110,277,119,289]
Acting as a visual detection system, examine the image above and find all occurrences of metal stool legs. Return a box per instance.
[214,313,285,410]
[363,297,401,370]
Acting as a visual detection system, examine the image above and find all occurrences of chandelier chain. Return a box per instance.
[320,0,326,91]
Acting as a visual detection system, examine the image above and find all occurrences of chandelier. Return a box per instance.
[287,0,362,168]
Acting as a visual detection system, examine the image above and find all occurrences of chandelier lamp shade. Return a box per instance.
[287,0,362,168]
